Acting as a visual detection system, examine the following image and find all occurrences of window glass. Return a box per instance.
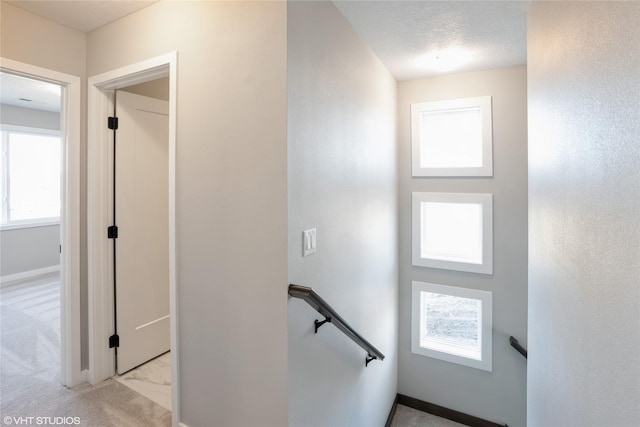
[419,107,483,168]
[421,201,483,264]
[420,291,481,360]
[2,130,61,223]
[411,281,492,371]
[411,96,492,176]
[412,192,492,274]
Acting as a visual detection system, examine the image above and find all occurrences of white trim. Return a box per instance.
[0,124,60,135]
[167,55,180,427]
[0,57,83,388]
[0,265,60,286]
[411,96,493,177]
[411,281,493,371]
[79,369,88,383]
[87,52,179,427]
[0,220,60,231]
[412,192,493,274]
[87,84,115,385]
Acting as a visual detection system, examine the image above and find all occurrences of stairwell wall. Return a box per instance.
[397,66,528,427]
[287,2,398,426]
[527,2,640,425]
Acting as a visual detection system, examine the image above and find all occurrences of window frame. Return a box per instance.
[411,96,493,177]
[412,192,493,274]
[1,124,61,230]
[411,281,493,371]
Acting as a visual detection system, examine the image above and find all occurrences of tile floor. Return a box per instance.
[115,351,172,411]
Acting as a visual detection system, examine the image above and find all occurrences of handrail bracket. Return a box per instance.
[315,317,332,333]
[365,354,377,367]
[289,284,385,367]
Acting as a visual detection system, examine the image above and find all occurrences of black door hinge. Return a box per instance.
[108,116,118,130]
[107,225,118,239]
[59,244,62,254]
[109,334,119,348]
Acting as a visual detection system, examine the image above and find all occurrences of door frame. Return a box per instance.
[0,57,83,387]
[87,52,179,424]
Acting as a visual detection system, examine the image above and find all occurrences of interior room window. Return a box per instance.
[412,281,492,371]
[412,192,492,274]
[411,96,492,176]
[1,127,61,227]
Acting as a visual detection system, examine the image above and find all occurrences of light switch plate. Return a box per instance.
[303,228,317,256]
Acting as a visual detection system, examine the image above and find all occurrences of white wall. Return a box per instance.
[0,104,61,278]
[0,102,61,276]
[1,226,60,278]
[397,66,528,426]
[527,3,640,426]
[0,104,60,130]
[288,2,398,426]
[0,2,86,77]
[87,2,288,426]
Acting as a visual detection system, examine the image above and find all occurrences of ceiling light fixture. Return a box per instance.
[415,47,473,73]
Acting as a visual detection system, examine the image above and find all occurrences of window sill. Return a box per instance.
[0,220,60,231]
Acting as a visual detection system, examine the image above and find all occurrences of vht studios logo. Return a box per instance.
[3,416,81,425]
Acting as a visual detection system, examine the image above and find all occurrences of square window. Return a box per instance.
[1,128,61,226]
[420,292,481,359]
[412,192,492,274]
[411,96,492,176]
[412,281,492,371]
[421,202,483,264]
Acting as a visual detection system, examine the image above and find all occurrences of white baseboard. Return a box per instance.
[80,369,89,381]
[65,369,89,389]
[0,265,60,286]
[74,369,89,387]
[179,423,189,427]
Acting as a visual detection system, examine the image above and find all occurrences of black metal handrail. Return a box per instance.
[288,284,385,366]
[509,336,527,359]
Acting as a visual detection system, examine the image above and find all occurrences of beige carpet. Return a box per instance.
[391,405,466,427]
[1,275,171,427]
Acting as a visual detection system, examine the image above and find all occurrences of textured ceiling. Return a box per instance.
[0,71,61,113]
[6,0,159,33]
[4,1,527,80]
[333,1,529,81]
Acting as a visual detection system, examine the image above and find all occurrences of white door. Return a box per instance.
[115,90,170,374]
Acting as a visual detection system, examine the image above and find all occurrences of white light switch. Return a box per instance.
[303,228,317,256]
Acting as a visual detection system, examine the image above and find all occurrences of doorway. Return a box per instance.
[0,71,63,401]
[113,85,170,375]
[87,52,178,425]
[111,80,172,411]
[0,58,82,390]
